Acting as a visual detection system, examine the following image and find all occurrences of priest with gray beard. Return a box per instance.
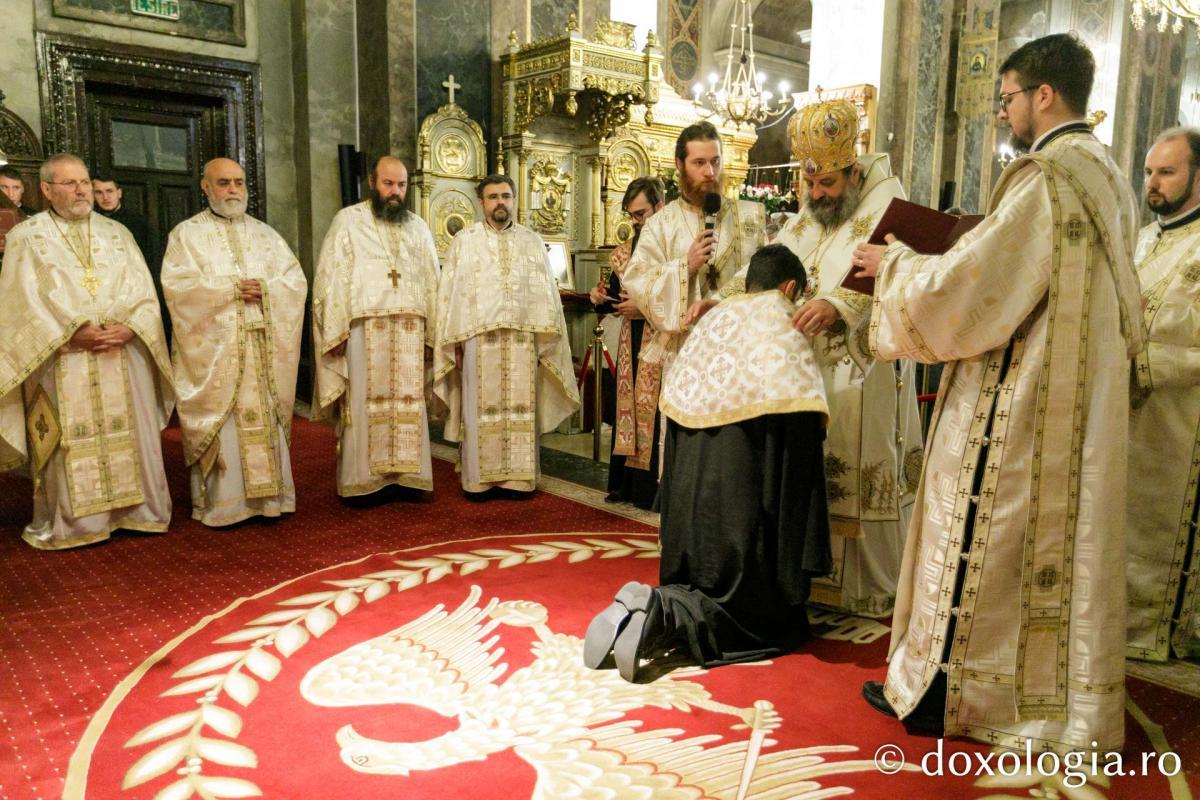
[313,156,441,497]
[769,99,924,620]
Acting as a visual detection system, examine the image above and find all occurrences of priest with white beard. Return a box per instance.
[312,156,440,496]
[773,99,924,618]
[433,174,578,498]
[0,153,173,549]
[161,158,307,527]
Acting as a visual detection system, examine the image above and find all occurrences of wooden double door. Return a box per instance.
[38,32,265,265]
[85,86,224,264]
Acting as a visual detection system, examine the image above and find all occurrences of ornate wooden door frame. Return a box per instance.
[36,32,266,221]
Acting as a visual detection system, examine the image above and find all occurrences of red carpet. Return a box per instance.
[2,418,1197,799]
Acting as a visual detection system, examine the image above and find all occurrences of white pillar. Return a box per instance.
[807,0,887,91]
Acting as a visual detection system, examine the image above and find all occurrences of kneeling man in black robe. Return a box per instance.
[584,243,832,681]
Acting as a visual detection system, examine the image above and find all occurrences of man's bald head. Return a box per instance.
[201,158,247,219]
[369,156,410,223]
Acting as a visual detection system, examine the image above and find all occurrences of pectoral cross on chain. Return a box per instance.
[388,267,401,288]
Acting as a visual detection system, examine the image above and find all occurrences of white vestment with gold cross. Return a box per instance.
[0,211,173,549]
[870,131,1145,753]
[162,209,307,526]
[312,203,440,495]
[773,153,924,618]
[433,221,578,492]
[1126,213,1200,661]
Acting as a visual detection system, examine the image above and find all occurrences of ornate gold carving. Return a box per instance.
[582,52,646,76]
[436,133,470,175]
[432,190,476,257]
[591,18,636,49]
[529,159,571,235]
[610,151,641,188]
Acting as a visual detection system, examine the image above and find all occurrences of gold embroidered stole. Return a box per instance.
[613,322,661,470]
[986,145,1114,720]
[475,329,537,482]
[233,332,282,498]
[55,348,146,516]
[364,315,425,475]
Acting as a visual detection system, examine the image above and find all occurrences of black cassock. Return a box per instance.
[656,412,832,666]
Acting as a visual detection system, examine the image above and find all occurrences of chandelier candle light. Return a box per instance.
[692,0,794,127]
[1130,0,1200,38]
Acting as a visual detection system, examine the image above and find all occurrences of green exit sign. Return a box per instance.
[131,0,181,20]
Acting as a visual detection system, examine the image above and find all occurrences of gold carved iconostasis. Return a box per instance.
[497,15,756,290]
[410,81,489,259]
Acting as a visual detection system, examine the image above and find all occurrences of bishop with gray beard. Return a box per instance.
[774,98,924,620]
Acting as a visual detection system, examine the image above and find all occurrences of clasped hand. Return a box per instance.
[239,279,263,304]
[69,322,135,353]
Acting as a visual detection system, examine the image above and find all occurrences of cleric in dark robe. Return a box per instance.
[583,244,832,681]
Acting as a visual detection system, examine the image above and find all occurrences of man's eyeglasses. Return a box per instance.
[627,208,652,223]
[45,179,93,191]
[997,87,1038,112]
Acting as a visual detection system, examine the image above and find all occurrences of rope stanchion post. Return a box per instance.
[592,320,605,461]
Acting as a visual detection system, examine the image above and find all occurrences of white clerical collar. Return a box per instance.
[1158,202,1200,231]
[485,219,514,234]
[1031,119,1091,153]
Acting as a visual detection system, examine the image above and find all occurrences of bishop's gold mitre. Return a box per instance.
[789,99,859,176]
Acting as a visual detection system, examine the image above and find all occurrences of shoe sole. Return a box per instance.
[613,608,648,682]
[582,582,651,669]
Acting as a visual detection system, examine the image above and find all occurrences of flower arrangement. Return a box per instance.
[739,182,797,214]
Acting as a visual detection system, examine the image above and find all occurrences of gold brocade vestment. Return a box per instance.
[621,197,765,473]
[1126,211,1200,661]
[869,129,1145,753]
[774,154,924,617]
[161,209,307,525]
[312,203,440,495]
[0,211,173,549]
[432,220,578,490]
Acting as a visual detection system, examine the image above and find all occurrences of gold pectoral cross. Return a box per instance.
[388,266,401,288]
[81,269,101,298]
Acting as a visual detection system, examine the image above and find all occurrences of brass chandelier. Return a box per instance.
[1130,1,1200,38]
[691,0,794,128]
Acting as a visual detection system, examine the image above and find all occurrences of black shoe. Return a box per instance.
[862,680,898,718]
[604,491,622,503]
[862,680,945,737]
[582,581,651,669]
[463,489,491,503]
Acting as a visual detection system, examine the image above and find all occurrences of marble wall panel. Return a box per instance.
[297,0,358,268]
[258,0,298,250]
[908,0,947,208]
[356,0,391,164]
[416,0,491,150]
[386,0,418,162]
[0,2,40,139]
[531,0,576,40]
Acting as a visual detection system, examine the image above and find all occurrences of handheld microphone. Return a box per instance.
[702,192,721,234]
[701,192,722,290]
